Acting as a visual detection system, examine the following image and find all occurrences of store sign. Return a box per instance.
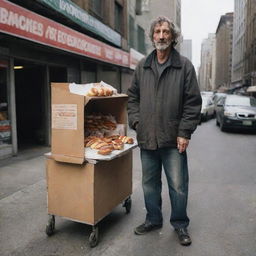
[0,0,129,67]
[129,48,144,70]
[36,0,121,47]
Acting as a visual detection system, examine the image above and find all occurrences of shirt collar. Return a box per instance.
[143,47,182,69]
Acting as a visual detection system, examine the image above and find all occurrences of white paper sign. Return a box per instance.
[52,104,77,130]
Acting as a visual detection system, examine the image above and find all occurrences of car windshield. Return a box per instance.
[225,96,256,107]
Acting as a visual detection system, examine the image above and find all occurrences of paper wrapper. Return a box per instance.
[69,81,117,96]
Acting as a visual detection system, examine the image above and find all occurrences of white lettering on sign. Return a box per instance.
[57,30,101,55]
[0,7,44,36]
[52,104,77,130]
[104,48,114,60]
[45,25,57,41]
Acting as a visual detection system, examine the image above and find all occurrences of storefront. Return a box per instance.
[0,57,12,159]
[0,0,132,159]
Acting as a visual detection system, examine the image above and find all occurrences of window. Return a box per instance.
[91,0,102,18]
[137,25,146,54]
[129,15,135,48]
[0,60,11,146]
[142,0,150,12]
[115,2,123,34]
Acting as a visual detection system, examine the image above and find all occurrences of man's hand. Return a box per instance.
[177,137,189,153]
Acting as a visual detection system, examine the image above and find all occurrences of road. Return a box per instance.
[0,120,256,256]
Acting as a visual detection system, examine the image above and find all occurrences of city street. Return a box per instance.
[0,120,256,256]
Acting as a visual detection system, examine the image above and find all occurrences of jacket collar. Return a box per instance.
[143,47,182,69]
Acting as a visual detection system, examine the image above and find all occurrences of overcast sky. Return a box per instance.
[181,0,234,69]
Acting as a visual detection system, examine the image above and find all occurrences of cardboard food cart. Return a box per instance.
[45,83,137,247]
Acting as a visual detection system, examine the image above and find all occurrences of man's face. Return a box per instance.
[153,22,172,51]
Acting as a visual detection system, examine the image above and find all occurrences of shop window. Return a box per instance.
[0,60,11,146]
[115,2,123,34]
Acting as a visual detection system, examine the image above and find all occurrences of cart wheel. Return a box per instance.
[89,226,99,248]
[45,215,55,236]
[123,197,132,213]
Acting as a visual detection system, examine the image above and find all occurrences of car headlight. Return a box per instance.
[224,111,235,117]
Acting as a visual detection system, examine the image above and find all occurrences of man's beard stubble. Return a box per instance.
[154,39,172,51]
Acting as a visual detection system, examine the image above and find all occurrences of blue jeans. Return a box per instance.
[140,148,189,229]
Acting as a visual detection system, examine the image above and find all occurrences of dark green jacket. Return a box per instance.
[127,48,202,150]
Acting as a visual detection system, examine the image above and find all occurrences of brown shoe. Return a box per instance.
[175,228,192,246]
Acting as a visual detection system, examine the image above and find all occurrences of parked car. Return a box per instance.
[215,95,256,131]
[212,92,227,115]
[201,95,215,121]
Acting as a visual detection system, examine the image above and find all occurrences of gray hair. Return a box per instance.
[149,16,180,47]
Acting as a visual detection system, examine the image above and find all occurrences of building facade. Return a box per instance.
[0,0,135,159]
[198,34,215,91]
[231,0,247,87]
[215,12,233,90]
[128,0,146,54]
[180,39,192,62]
[244,0,256,88]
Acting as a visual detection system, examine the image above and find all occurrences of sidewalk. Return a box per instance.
[0,146,50,200]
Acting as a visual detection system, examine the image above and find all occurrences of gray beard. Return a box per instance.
[154,40,172,51]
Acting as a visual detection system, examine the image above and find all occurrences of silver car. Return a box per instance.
[215,95,256,131]
[201,95,215,121]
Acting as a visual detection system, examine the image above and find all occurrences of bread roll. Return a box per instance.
[98,88,105,96]
[86,138,101,147]
[94,141,108,149]
[118,136,134,144]
[112,139,124,150]
[87,87,98,96]
[126,137,134,144]
[97,148,113,155]
[98,144,114,151]
[91,141,103,149]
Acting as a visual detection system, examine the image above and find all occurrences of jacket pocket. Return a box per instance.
[136,121,146,144]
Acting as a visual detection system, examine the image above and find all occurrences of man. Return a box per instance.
[127,16,202,246]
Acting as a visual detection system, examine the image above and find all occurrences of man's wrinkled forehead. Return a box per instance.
[154,22,170,30]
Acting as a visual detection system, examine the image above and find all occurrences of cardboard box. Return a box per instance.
[51,83,128,164]
[46,151,132,225]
